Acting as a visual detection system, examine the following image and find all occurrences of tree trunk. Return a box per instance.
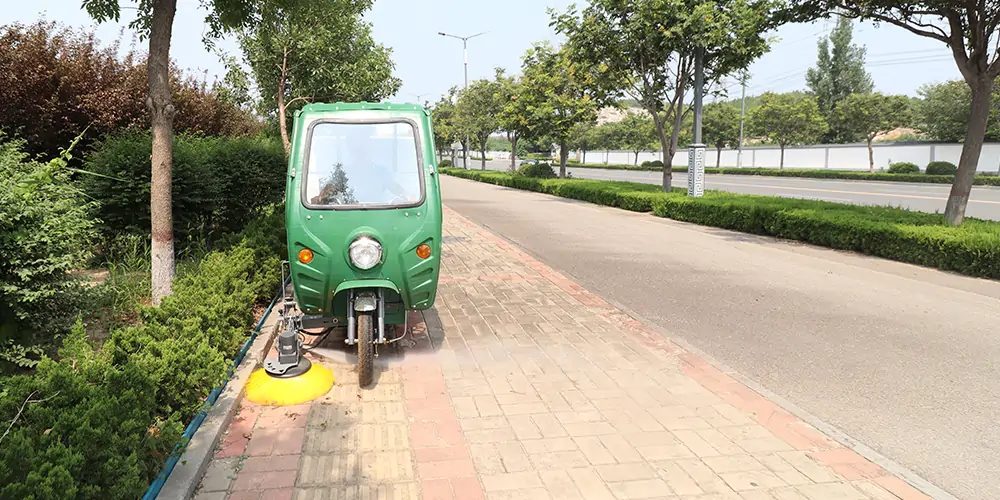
[509,133,518,172]
[779,145,785,170]
[651,111,672,191]
[147,0,178,305]
[716,145,722,168]
[277,48,291,155]
[559,140,569,178]
[666,89,687,191]
[461,140,468,169]
[633,151,639,165]
[866,137,874,172]
[945,79,993,226]
[480,140,487,170]
[582,149,587,164]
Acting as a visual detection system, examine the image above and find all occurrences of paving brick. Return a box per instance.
[720,470,788,491]
[795,482,867,500]
[595,462,659,482]
[651,460,704,496]
[606,478,672,499]
[482,471,544,491]
[199,457,239,492]
[529,450,592,470]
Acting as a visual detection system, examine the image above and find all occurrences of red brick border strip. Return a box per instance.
[443,205,934,500]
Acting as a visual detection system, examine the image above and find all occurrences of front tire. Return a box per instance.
[357,312,374,387]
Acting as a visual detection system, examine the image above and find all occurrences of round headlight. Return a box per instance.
[349,236,382,270]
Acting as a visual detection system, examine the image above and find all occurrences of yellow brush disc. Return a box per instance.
[245,363,335,406]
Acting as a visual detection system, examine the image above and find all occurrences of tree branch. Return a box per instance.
[281,95,313,112]
[0,390,61,446]
[863,11,950,43]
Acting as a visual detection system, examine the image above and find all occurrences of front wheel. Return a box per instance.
[357,312,374,387]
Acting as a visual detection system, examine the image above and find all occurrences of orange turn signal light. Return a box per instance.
[416,243,431,259]
[298,248,314,264]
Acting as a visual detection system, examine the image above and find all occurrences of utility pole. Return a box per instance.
[439,31,486,169]
[687,46,705,197]
[737,72,748,169]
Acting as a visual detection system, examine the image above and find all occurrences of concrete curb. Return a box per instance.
[157,311,282,500]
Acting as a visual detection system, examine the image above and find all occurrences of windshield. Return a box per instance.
[304,121,422,207]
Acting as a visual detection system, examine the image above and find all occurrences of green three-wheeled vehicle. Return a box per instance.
[257,102,443,393]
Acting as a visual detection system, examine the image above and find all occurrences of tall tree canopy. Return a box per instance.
[702,102,742,167]
[239,0,401,153]
[836,92,912,171]
[551,0,779,190]
[517,42,602,178]
[781,1,1000,224]
[916,79,1000,142]
[805,16,874,142]
[431,88,459,159]
[748,92,827,169]
[455,72,504,170]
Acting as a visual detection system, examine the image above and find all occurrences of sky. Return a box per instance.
[2,0,965,105]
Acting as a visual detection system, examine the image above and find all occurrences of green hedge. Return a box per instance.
[0,207,285,499]
[83,132,287,246]
[926,161,958,176]
[566,162,1000,185]
[888,162,920,174]
[441,168,1000,279]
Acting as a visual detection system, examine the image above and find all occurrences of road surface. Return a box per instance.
[467,158,1000,221]
[442,174,1000,500]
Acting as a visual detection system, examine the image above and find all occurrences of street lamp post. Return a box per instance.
[737,72,748,169]
[687,46,706,197]
[439,30,485,169]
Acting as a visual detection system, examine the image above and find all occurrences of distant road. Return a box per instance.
[465,158,1000,221]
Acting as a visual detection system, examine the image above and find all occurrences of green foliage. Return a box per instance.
[703,103,742,150]
[916,79,1000,142]
[517,42,601,173]
[925,161,958,175]
[518,162,557,178]
[641,160,664,168]
[456,73,505,160]
[438,159,454,168]
[431,88,460,155]
[805,17,873,143]
[748,93,828,167]
[836,93,913,170]
[617,114,659,164]
[239,0,401,145]
[887,162,920,174]
[0,138,97,358]
[442,168,1000,279]
[0,21,263,162]
[552,0,777,171]
[0,209,284,498]
[83,132,286,247]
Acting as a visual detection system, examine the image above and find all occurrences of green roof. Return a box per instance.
[300,102,428,114]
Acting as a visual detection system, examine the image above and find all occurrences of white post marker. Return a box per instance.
[688,144,706,197]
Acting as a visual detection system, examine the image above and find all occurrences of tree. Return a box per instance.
[82,0,270,304]
[916,79,1000,142]
[518,42,601,178]
[805,16,873,142]
[782,3,1000,224]
[455,73,504,170]
[552,0,777,190]
[836,93,913,171]
[618,113,658,165]
[495,72,531,171]
[239,0,400,154]
[748,92,827,169]
[568,122,597,164]
[431,88,459,159]
[702,103,741,167]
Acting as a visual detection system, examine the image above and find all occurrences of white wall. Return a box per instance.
[551,143,1000,172]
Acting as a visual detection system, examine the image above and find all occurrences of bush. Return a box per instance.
[0,208,284,499]
[0,138,97,364]
[518,162,557,178]
[887,162,921,174]
[441,168,1000,279]
[438,159,453,168]
[83,133,286,248]
[0,21,263,162]
[926,161,958,175]
[648,160,664,167]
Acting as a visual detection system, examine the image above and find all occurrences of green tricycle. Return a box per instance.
[262,102,443,392]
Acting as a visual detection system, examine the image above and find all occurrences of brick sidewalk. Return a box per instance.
[193,206,929,500]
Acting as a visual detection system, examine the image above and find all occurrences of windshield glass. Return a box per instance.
[304,121,422,207]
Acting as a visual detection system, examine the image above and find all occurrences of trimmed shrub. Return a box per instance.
[0,207,284,498]
[83,133,286,247]
[438,159,453,168]
[887,162,921,174]
[441,168,1000,280]
[648,160,664,167]
[926,161,958,175]
[518,162,557,178]
[0,138,97,363]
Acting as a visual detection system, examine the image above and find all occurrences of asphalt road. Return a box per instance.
[469,158,1000,221]
[441,175,1000,500]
